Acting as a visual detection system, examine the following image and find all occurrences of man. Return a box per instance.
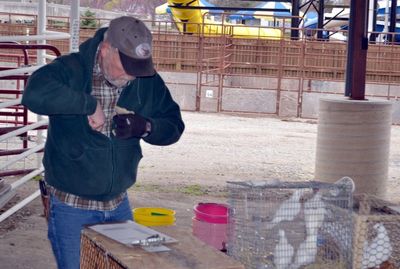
[22,16,184,268]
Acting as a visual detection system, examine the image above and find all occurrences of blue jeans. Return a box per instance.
[47,194,133,269]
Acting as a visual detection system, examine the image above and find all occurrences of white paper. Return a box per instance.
[88,220,177,246]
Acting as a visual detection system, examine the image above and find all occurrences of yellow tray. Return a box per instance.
[133,207,176,226]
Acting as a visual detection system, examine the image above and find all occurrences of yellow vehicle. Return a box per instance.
[156,0,282,39]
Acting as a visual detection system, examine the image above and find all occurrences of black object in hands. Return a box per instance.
[112,113,150,139]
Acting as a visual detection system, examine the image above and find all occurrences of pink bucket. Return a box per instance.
[193,203,228,224]
[192,203,228,250]
[192,217,227,250]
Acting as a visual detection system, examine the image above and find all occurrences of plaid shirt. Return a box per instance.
[48,185,127,211]
[91,63,123,136]
[49,48,128,210]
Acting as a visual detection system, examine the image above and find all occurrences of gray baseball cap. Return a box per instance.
[107,16,155,77]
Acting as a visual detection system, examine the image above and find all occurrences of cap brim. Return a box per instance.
[119,51,155,78]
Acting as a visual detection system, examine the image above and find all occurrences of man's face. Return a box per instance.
[100,42,135,87]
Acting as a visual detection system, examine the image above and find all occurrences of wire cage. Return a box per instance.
[352,194,400,269]
[226,179,354,269]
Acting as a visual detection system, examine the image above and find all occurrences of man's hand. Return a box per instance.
[112,113,151,139]
[88,102,105,131]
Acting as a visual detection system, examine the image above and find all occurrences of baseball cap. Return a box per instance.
[107,16,155,77]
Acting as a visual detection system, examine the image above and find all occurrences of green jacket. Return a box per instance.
[22,28,185,201]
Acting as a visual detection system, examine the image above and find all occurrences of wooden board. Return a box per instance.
[81,225,244,269]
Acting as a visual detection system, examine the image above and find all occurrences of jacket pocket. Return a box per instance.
[49,115,88,159]
[111,139,143,194]
[45,145,113,197]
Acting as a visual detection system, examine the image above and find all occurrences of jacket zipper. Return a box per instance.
[107,80,135,194]
[108,137,115,194]
[136,78,142,105]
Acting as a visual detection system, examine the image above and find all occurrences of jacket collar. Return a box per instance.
[78,27,108,74]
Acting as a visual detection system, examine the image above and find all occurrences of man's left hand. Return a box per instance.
[112,113,151,139]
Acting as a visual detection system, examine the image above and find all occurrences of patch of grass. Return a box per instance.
[178,184,208,196]
[132,183,163,192]
[32,175,43,181]
[130,183,227,197]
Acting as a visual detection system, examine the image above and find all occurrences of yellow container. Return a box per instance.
[133,207,176,226]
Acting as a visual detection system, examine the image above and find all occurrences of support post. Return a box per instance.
[70,0,80,52]
[317,0,324,39]
[291,0,300,40]
[345,0,368,100]
[389,0,398,42]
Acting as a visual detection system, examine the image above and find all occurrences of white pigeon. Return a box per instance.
[304,192,326,235]
[304,206,326,236]
[361,223,393,269]
[274,229,294,269]
[290,234,318,269]
[270,189,305,227]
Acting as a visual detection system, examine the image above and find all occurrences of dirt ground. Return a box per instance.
[1,111,400,269]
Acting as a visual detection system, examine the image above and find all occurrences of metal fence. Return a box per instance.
[0,43,61,223]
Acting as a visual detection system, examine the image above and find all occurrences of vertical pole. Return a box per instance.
[389,0,398,42]
[381,0,390,42]
[36,0,46,168]
[37,0,46,65]
[70,0,80,52]
[345,0,369,100]
[291,0,299,40]
[317,0,324,39]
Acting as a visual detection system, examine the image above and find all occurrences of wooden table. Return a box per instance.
[80,224,245,269]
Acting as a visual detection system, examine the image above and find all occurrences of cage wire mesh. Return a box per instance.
[352,194,400,269]
[227,179,354,269]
